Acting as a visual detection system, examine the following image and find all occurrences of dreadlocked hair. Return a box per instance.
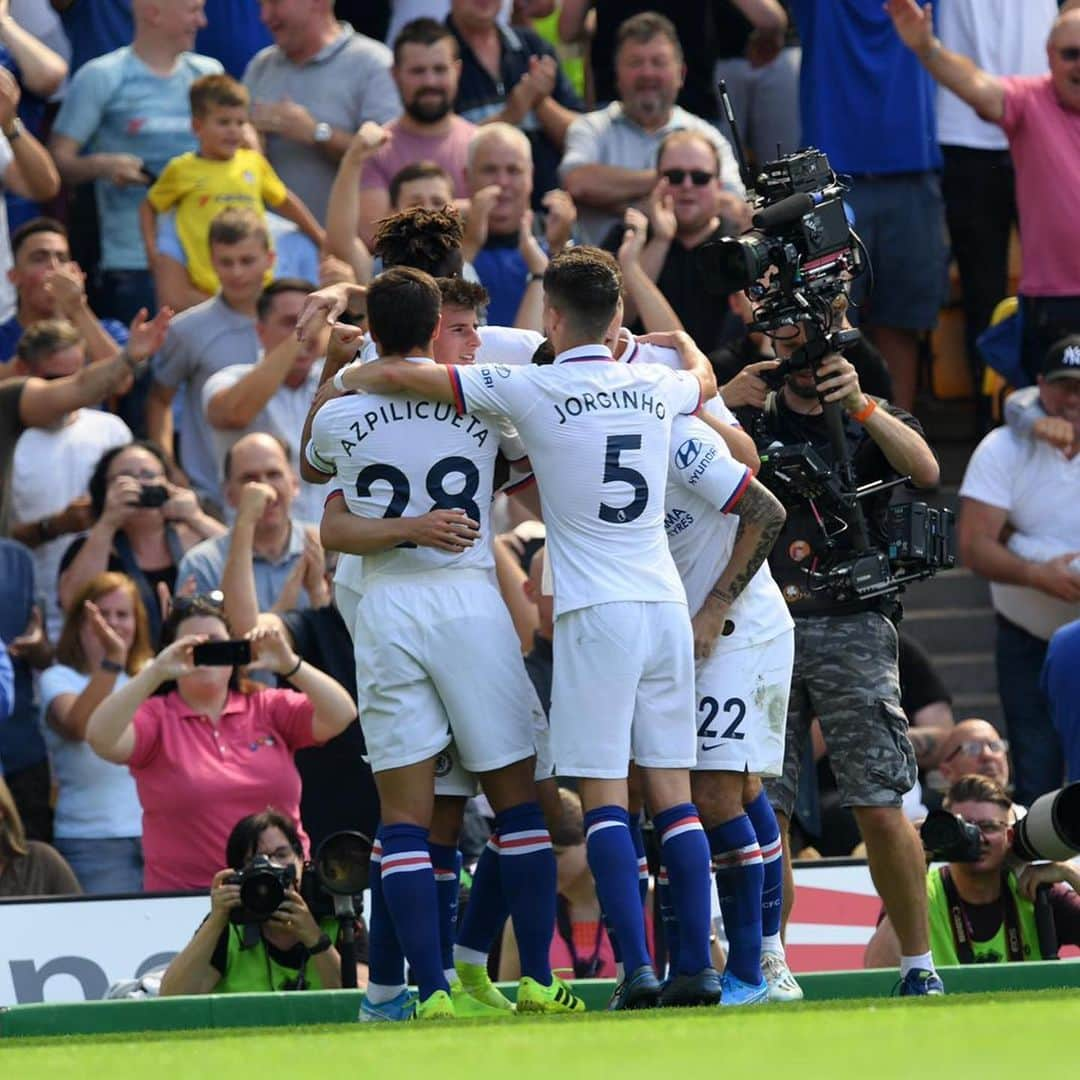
[372,207,465,277]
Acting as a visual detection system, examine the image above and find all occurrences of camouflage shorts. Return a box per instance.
[764,610,917,816]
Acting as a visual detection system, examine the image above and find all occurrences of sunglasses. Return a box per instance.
[1059,46,1080,61]
[962,818,1008,836]
[661,169,715,187]
[944,738,1009,761]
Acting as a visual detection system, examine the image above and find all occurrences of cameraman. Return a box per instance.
[866,775,1080,967]
[160,811,346,995]
[737,316,943,994]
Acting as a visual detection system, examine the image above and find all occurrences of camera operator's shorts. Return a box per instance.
[550,601,696,778]
[433,692,556,798]
[844,173,947,331]
[692,628,794,777]
[764,611,917,816]
[353,569,536,776]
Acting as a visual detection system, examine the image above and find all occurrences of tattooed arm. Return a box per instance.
[692,479,786,660]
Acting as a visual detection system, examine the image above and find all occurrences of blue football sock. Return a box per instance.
[657,864,680,977]
[746,789,784,941]
[629,815,649,908]
[585,805,651,973]
[377,823,448,1000]
[429,842,462,976]
[366,834,406,995]
[709,813,764,985]
[495,802,556,985]
[456,834,507,960]
[654,804,713,974]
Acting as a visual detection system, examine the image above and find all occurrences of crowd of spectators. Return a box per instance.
[0,0,1078,997]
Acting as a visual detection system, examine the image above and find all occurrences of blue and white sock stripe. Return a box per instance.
[760,837,783,864]
[638,856,650,881]
[657,865,670,887]
[660,814,705,845]
[433,868,459,882]
[371,841,383,865]
[380,850,433,878]
[486,835,501,854]
[712,842,763,869]
[498,828,553,856]
[586,819,628,841]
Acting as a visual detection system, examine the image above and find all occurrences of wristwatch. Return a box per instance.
[306,932,333,956]
[4,118,22,142]
[100,658,124,674]
[313,121,332,144]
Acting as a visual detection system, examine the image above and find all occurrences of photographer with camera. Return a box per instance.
[160,810,348,994]
[737,309,943,994]
[865,775,1080,968]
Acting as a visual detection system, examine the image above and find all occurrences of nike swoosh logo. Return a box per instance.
[700,743,724,752]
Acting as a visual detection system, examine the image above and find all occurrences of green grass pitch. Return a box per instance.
[5,991,1077,1079]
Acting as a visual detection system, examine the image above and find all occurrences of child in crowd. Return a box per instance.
[139,74,324,299]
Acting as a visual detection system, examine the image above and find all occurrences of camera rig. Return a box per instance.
[701,83,954,603]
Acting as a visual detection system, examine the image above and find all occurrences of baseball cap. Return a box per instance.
[1042,335,1080,381]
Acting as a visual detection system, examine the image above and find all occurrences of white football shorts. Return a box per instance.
[550,600,696,778]
[354,569,536,775]
[691,628,794,777]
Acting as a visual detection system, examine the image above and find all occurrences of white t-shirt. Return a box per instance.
[201,357,325,524]
[0,133,15,323]
[38,665,142,840]
[936,0,1055,150]
[454,345,702,616]
[665,412,794,649]
[12,409,132,637]
[959,425,1080,639]
[308,357,518,589]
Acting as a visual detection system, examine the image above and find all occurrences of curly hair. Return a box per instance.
[372,207,464,277]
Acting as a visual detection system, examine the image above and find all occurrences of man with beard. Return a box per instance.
[357,19,477,247]
[560,12,745,245]
[735,314,944,995]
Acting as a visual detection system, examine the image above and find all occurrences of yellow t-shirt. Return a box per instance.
[147,148,287,294]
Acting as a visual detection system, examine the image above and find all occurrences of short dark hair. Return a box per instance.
[88,440,170,519]
[615,11,683,64]
[367,266,442,355]
[209,207,270,250]
[550,788,585,848]
[389,160,454,209]
[16,318,82,368]
[944,775,1012,813]
[543,247,622,339]
[256,277,317,323]
[190,73,249,117]
[437,275,488,313]
[11,216,67,260]
[373,207,464,277]
[226,810,304,871]
[392,17,457,65]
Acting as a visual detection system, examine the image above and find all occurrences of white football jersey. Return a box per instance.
[308,358,513,586]
[621,331,740,426]
[454,344,702,616]
[666,413,793,649]
[476,325,545,367]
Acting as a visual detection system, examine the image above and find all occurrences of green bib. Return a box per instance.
[927,868,1041,965]
[216,918,338,993]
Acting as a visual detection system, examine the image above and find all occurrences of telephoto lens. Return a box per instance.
[1012,783,1080,862]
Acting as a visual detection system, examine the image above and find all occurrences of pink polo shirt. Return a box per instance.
[129,689,318,892]
[1001,74,1080,296]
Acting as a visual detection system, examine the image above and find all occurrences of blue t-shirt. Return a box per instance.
[0,539,45,775]
[473,237,532,329]
[197,0,273,79]
[52,46,223,271]
[0,314,129,364]
[790,0,941,174]
[60,0,132,75]
[1042,620,1080,780]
